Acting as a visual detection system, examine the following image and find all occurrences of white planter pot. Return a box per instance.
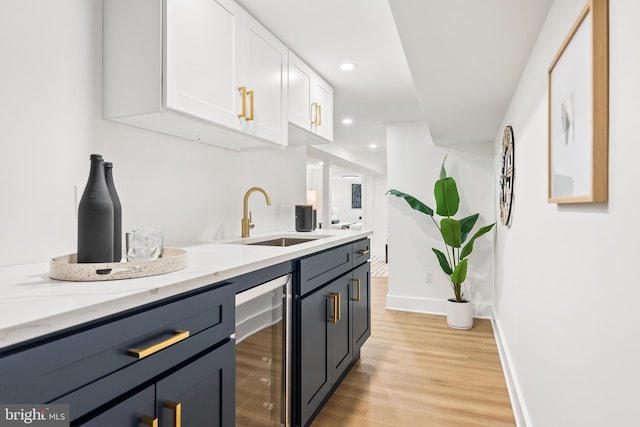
[446,299,473,329]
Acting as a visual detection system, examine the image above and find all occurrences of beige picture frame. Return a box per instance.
[548,0,608,203]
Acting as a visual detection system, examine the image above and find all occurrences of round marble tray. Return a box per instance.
[49,248,188,282]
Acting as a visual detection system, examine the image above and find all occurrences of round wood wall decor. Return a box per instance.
[500,126,515,226]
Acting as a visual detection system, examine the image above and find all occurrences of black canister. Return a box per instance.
[77,154,114,263]
[295,205,313,232]
[104,162,122,262]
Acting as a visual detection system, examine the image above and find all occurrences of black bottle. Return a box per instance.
[104,162,122,262]
[77,154,114,263]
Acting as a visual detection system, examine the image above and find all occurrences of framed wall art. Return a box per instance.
[351,183,362,209]
[548,0,608,203]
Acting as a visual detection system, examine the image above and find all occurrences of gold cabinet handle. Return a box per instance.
[311,102,319,126]
[128,330,190,359]
[164,401,182,427]
[351,278,361,302]
[328,293,339,323]
[357,249,370,255]
[336,292,341,321]
[238,86,247,118]
[140,415,158,427]
[247,90,255,121]
[316,103,321,126]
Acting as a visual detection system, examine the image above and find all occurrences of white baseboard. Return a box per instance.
[385,294,492,318]
[491,308,530,427]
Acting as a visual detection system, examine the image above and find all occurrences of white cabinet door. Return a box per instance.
[288,53,314,132]
[287,51,333,143]
[165,0,243,132]
[240,15,288,146]
[312,78,333,142]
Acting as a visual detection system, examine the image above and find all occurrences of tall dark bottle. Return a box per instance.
[77,154,114,263]
[104,162,122,262]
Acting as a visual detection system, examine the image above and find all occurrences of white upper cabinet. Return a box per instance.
[164,0,243,132]
[288,52,333,144]
[103,0,287,150]
[312,77,333,142]
[239,14,289,144]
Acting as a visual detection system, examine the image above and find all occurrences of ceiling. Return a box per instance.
[236,0,553,176]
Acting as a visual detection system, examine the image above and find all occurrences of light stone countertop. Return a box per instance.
[0,228,372,350]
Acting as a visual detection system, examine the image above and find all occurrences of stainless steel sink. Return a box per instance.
[223,234,333,247]
[248,237,318,247]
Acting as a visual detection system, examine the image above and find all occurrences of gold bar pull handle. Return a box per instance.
[164,401,182,427]
[316,103,321,126]
[140,415,158,427]
[328,293,339,323]
[357,249,370,255]
[128,330,190,360]
[311,102,319,125]
[238,86,247,118]
[247,90,255,121]
[351,278,361,302]
[337,291,341,320]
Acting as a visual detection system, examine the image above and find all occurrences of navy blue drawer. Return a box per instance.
[298,244,352,296]
[0,282,234,405]
[352,238,370,267]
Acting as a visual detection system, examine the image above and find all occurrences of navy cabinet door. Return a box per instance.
[79,385,155,426]
[156,340,235,427]
[80,341,235,427]
[328,275,353,383]
[300,288,331,425]
[299,274,353,426]
[351,263,371,354]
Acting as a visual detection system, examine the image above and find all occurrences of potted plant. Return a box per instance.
[387,157,495,329]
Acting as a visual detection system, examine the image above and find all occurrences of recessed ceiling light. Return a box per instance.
[342,118,353,125]
[369,143,377,149]
[340,63,355,71]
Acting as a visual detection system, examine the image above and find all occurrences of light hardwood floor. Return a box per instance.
[311,277,515,427]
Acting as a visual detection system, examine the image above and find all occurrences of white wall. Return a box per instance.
[386,121,495,316]
[366,173,388,258]
[0,0,305,267]
[306,166,324,225]
[493,0,640,425]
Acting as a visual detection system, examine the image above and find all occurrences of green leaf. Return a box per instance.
[451,258,468,284]
[439,156,448,180]
[386,189,434,217]
[460,222,496,259]
[440,218,461,248]
[459,213,479,243]
[434,177,459,217]
[432,248,453,275]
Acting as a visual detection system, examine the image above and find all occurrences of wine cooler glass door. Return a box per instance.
[235,274,291,426]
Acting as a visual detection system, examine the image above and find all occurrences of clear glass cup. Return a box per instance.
[126,226,163,261]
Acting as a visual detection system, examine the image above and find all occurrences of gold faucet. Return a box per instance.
[242,187,272,237]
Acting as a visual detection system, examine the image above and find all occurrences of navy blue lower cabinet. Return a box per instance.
[77,340,234,426]
[156,340,235,427]
[0,282,235,427]
[299,285,332,424]
[351,262,371,356]
[299,274,354,425]
[297,239,371,426]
